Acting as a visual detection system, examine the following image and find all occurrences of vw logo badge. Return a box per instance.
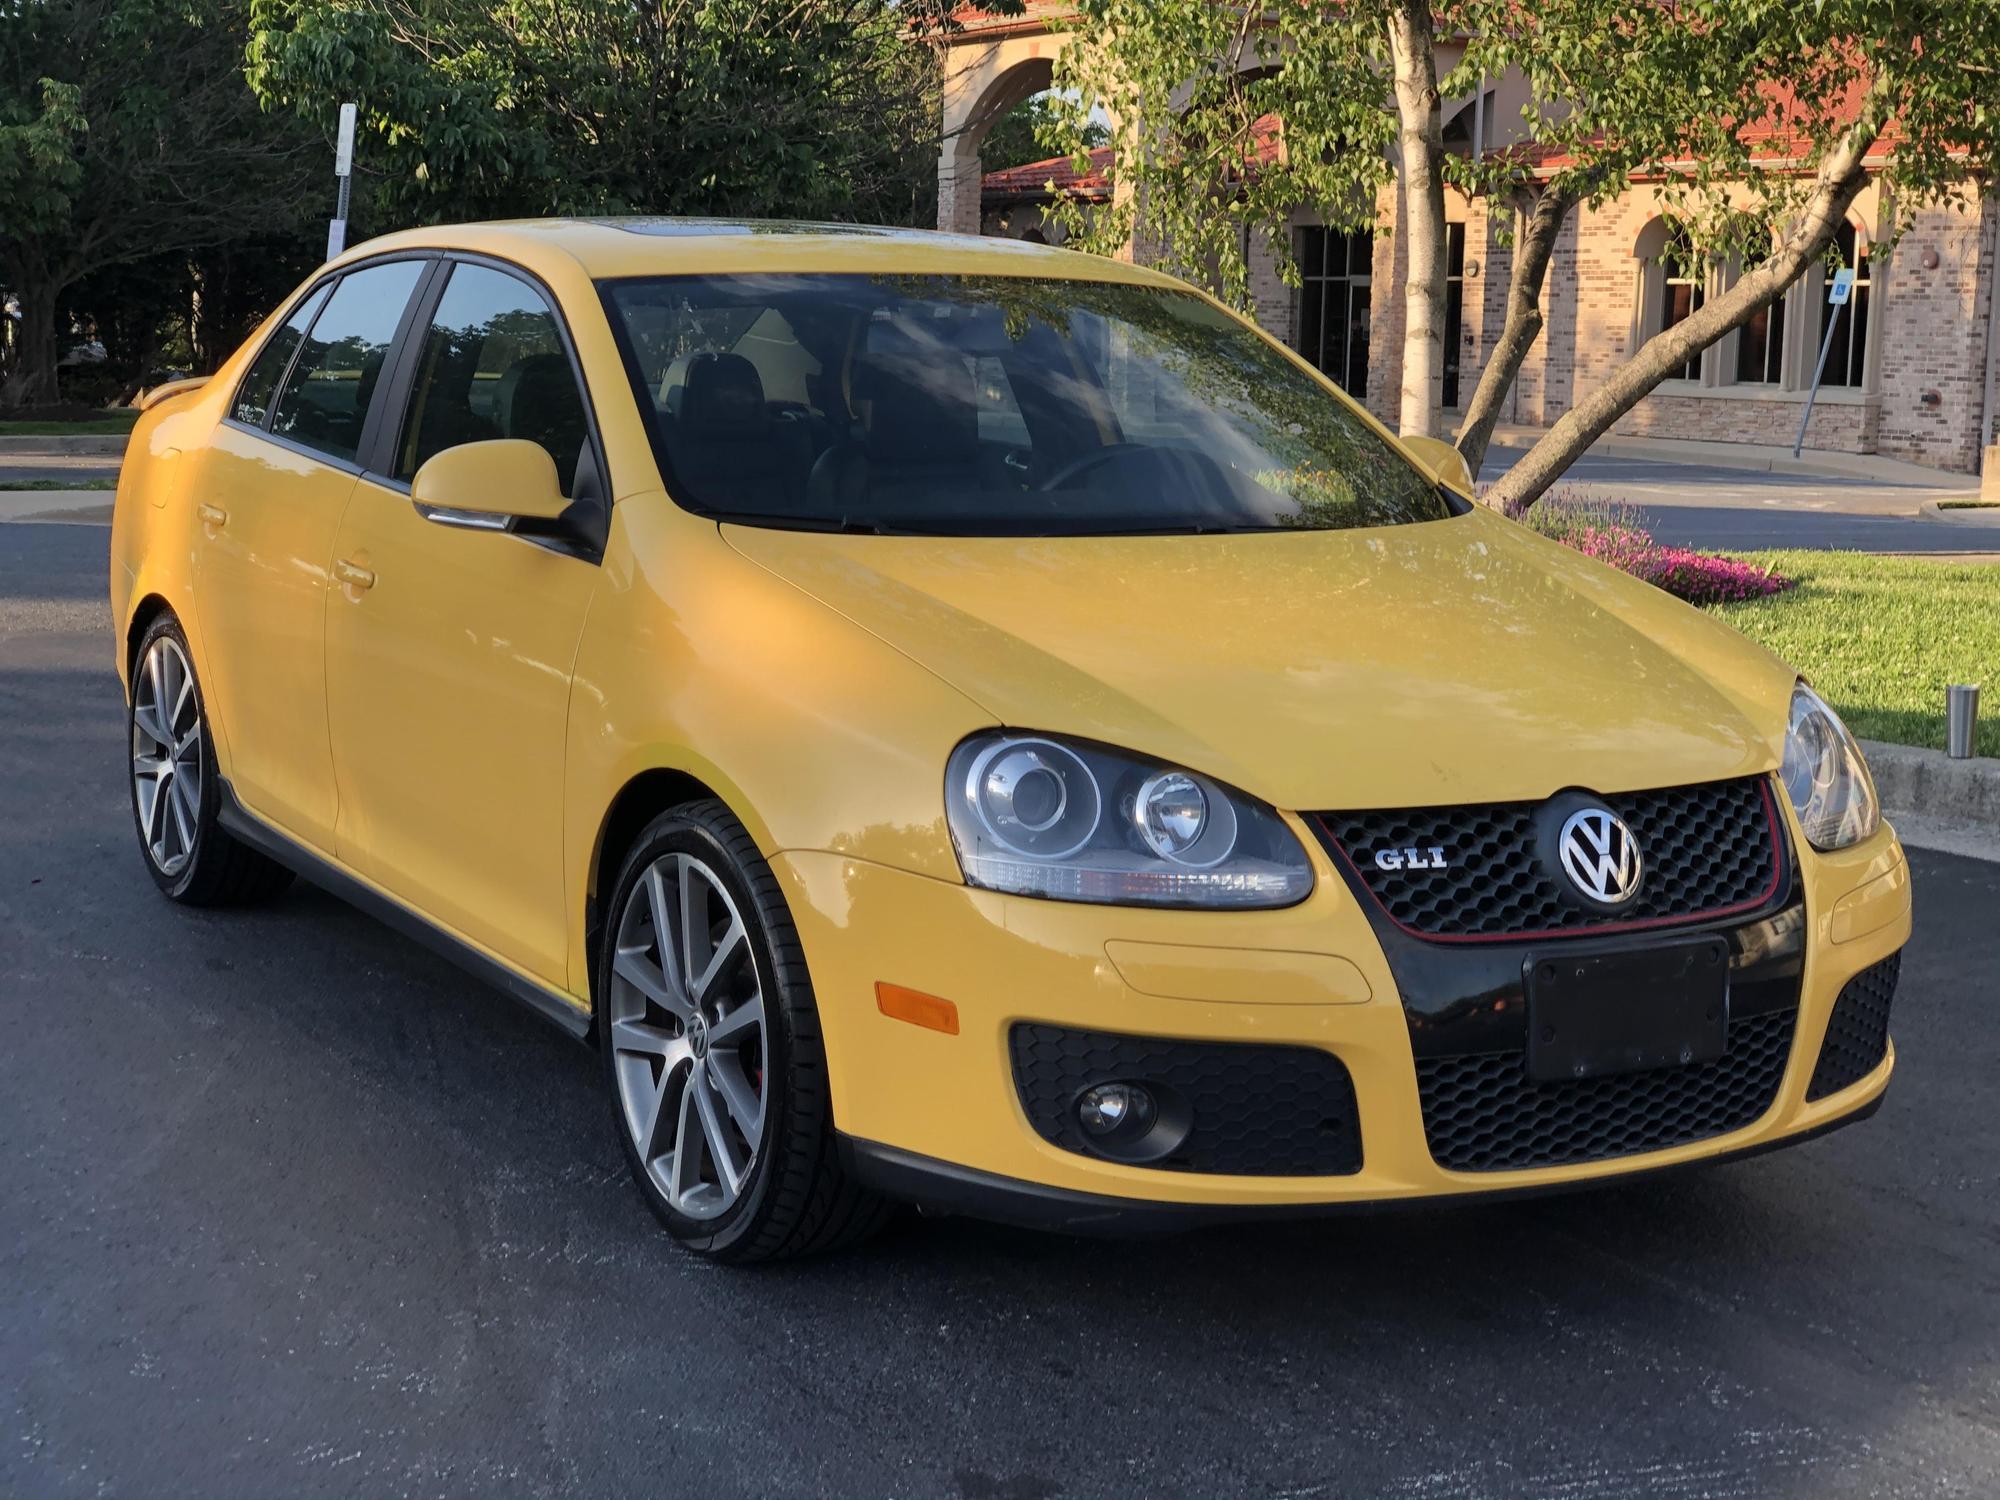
[1557,807,1642,906]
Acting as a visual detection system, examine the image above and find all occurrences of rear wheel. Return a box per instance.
[128,615,293,906]
[599,800,891,1262]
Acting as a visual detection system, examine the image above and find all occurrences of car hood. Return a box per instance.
[721,507,1798,812]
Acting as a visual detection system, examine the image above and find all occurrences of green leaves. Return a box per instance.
[1036,0,2000,305]
[246,0,950,230]
[2,0,325,403]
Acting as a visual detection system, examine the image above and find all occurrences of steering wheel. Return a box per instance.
[1036,443,1153,492]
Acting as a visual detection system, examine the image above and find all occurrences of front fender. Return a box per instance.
[561,493,990,999]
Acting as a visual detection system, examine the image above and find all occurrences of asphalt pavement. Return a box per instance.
[4,520,1998,1499]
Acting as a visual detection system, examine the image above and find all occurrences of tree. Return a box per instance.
[980,91,1108,173]
[1035,1,2000,509]
[0,0,321,406]
[246,0,959,236]
[1470,0,2000,514]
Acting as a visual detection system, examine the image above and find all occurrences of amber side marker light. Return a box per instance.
[875,982,960,1035]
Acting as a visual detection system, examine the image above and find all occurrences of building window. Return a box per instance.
[1660,222,1704,381]
[1818,221,1871,389]
[1443,222,1465,409]
[1297,226,1372,399]
[1734,248,1786,385]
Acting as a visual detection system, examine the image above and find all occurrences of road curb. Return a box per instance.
[0,434,130,456]
[1861,739,2000,852]
[1919,499,2000,527]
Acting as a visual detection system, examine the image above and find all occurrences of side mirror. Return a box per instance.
[411,439,567,524]
[1400,434,1475,495]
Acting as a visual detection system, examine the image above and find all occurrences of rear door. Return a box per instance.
[189,258,429,848]
[323,258,605,985]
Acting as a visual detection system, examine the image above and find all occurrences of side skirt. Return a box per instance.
[216,781,592,1044]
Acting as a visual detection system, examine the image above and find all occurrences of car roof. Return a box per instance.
[332,217,1187,289]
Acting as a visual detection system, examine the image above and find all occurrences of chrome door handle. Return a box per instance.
[197,503,227,528]
[333,559,377,591]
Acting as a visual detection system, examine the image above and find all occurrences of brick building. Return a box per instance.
[949,11,2000,476]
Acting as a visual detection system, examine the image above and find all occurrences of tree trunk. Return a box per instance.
[1387,0,1446,439]
[1453,183,1579,480]
[1484,82,1893,517]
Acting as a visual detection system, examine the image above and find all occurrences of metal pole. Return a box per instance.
[327,102,356,262]
[1792,300,1842,458]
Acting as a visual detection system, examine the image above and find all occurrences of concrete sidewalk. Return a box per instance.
[0,489,115,525]
[1484,423,1976,491]
[1479,427,1999,553]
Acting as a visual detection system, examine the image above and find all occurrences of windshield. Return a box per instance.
[600,273,1454,536]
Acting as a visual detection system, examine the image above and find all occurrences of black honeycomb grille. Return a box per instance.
[1009,1025,1362,1176]
[1415,1008,1796,1171]
[1807,952,1900,1100]
[1319,778,1779,939]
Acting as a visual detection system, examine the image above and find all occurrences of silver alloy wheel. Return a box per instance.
[132,635,203,878]
[608,852,768,1220]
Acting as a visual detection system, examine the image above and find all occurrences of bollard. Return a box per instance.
[1947,684,1981,759]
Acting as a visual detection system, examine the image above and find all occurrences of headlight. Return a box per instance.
[1781,682,1880,850]
[945,732,1314,908]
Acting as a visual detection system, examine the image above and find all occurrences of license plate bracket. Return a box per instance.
[1524,936,1731,1083]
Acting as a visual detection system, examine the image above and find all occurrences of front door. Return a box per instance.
[324,261,600,986]
[189,259,426,848]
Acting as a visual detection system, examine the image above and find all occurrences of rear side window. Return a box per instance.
[232,283,330,428]
[393,263,590,496]
[269,260,426,464]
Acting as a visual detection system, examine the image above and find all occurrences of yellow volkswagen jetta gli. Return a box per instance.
[111,220,1911,1261]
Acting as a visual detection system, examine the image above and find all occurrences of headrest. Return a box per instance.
[499,351,586,478]
[681,351,767,435]
[855,352,977,465]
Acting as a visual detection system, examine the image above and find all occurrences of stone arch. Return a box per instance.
[938,16,1070,236]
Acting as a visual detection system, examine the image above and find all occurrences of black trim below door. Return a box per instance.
[215,779,592,1043]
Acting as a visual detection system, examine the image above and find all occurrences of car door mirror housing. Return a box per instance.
[411,440,568,522]
[1399,434,1474,496]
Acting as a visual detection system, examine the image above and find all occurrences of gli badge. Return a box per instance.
[1374,845,1449,872]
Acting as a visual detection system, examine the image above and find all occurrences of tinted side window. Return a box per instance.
[270,260,426,464]
[394,263,589,496]
[232,283,330,428]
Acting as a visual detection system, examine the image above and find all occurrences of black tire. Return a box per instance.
[128,613,294,907]
[598,799,893,1263]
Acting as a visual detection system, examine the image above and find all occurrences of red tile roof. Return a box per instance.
[981,114,1282,201]
[982,145,1115,202]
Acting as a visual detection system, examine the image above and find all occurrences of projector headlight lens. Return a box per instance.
[945,732,1312,908]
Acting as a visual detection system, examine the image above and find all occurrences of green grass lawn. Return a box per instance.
[0,411,139,436]
[1710,550,1998,758]
[0,477,118,491]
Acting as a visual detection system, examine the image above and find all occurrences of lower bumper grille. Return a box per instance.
[1009,1024,1363,1176]
[1807,952,1900,1100]
[1416,1008,1797,1172]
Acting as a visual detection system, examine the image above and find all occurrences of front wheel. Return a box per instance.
[128,614,293,905]
[599,800,891,1262]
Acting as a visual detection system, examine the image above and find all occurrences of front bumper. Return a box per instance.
[774,804,1910,1222]
[839,1092,1886,1234]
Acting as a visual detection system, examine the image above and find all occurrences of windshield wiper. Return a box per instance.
[707,510,904,535]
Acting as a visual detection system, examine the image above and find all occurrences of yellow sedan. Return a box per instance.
[109,220,1911,1261]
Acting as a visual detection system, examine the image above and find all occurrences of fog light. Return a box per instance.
[1077,1081,1156,1137]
